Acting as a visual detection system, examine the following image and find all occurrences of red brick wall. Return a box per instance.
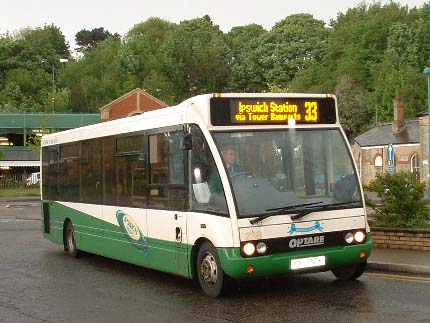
[139,92,167,112]
[101,91,169,122]
[372,227,430,250]
[108,94,137,120]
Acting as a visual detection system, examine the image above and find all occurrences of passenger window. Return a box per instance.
[42,146,58,200]
[149,132,185,185]
[115,134,146,207]
[80,139,102,204]
[103,137,116,205]
[59,144,79,202]
[148,131,187,210]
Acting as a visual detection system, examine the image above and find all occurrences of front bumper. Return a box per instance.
[218,234,373,279]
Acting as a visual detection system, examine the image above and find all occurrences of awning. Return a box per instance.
[0,160,40,167]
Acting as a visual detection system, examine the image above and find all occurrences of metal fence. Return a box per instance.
[0,173,26,189]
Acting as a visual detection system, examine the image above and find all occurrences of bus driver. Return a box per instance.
[209,145,243,192]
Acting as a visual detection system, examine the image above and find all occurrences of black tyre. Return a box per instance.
[65,221,81,258]
[332,261,367,281]
[196,242,229,297]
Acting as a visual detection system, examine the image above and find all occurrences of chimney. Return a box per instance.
[392,90,405,134]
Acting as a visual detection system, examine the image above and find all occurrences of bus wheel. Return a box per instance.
[196,242,228,297]
[332,261,367,281]
[65,221,81,258]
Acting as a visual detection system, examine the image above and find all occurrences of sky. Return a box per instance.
[1,0,429,52]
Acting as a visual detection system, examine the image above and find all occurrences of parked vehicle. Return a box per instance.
[26,172,41,186]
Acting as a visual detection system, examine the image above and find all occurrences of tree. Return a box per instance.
[335,76,371,136]
[258,14,329,89]
[369,21,424,122]
[225,24,267,92]
[75,27,121,52]
[121,18,176,103]
[161,17,230,101]
[326,3,409,90]
[60,38,124,112]
[0,25,70,112]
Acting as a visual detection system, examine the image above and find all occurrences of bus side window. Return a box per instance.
[114,134,146,208]
[190,125,228,215]
[148,131,187,210]
[59,144,79,202]
[42,146,58,200]
[80,138,102,204]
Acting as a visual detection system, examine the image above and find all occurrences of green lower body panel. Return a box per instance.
[41,201,190,278]
[218,235,373,279]
[42,201,373,282]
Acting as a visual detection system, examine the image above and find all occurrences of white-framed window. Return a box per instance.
[374,155,383,174]
[374,155,383,167]
[411,154,420,173]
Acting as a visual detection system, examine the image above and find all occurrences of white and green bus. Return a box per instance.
[41,93,372,297]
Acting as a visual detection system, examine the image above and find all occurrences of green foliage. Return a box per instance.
[0,24,70,112]
[258,14,329,89]
[161,17,230,100]
[335,76,371,137]
[122,18,176,104]
[60,38,125,112]
[225,24,268,92]
[2,4,430,123]
[367,172,430,228]
[75,27,120,52]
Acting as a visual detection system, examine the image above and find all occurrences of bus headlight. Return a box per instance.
[354,231,366,243]
[256,242,267,254]
[344,232,354,244]
[242,242,256,256]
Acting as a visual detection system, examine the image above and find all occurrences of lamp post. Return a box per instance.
[42,58,69,113]
[423,67,430,204]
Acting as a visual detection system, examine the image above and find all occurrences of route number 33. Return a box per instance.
[305,101,318,122]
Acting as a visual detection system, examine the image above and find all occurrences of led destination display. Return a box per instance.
[210,97,337,126]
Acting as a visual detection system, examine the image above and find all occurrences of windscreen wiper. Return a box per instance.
[249,202,323,225]
[290,201,362,221]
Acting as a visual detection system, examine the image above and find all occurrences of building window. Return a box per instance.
[411,154,420,174]
[374,155,383,174]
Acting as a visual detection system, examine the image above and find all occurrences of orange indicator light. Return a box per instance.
[359,251,367,259]
[246,265,255,274]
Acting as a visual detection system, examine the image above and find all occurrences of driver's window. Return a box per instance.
[190,125,228,215]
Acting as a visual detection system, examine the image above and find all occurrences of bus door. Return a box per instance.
[41,145,59,238]
[101,135,149,263]
[146,130,189,276]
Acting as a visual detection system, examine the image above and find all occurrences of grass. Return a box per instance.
[0,186,40,198]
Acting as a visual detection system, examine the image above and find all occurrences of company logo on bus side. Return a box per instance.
[116,210,148,252]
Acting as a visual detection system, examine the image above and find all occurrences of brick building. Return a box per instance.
[352,92,427,185]
[100,88,168,122]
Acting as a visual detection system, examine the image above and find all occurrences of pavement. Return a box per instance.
[1,196,430,276]
[368,247,430,276]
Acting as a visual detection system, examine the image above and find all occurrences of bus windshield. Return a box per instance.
[212,129,362,218]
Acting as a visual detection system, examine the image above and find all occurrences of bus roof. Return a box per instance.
[41,93,338,146]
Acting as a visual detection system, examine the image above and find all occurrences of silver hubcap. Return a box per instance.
[200,252,217,287]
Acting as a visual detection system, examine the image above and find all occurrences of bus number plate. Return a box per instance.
[291,256,325,270]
